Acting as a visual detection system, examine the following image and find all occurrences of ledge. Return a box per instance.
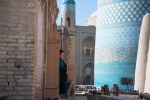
[87,95,139,100]
[141,94,150,100]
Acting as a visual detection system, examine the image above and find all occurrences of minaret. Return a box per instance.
[61,0,76,27]
[94,0,150,89]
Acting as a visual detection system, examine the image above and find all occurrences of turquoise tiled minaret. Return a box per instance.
[61,0,76,27]
[62,0,75,12]
[95,0,150,89]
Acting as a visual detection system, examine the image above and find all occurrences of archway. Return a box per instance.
[67,17,70,26]
[82,62,94,85]
[82,36,95,56]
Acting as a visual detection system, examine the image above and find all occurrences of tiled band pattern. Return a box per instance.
[61,0,75,12]
[95,0,150,89]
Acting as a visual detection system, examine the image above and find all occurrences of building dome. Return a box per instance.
[62,0,75,5]
[90,11,97,18]
[86,11,97,26]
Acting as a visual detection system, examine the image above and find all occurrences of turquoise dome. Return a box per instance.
[62,0,75,5]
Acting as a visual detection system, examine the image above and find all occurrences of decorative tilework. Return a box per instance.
[62,0,75,5]
[82,59,94,67]
[95,24,141,49]
[77,27,95,76]
[69,30,76,33]
[82,33,95,40]
[94,61,135,89]
[97,0,150,26]
[95,47,138,64]
[61,0,75,12]
[95,0,150,89]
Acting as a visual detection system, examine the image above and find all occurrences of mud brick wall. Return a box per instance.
[0,0,36,100]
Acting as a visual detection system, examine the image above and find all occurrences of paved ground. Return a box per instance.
[60,94,139,100]
[61,96,87,100]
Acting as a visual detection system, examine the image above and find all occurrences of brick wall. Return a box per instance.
[0,0,36,100]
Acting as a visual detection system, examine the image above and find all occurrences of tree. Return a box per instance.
[120,77,134,91]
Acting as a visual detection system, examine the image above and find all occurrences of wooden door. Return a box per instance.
[86,49,90,55]
[45,30,61,99]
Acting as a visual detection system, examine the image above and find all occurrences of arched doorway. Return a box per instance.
[82,62,94,85]
[67,17,70,26]
[82,36,95,56]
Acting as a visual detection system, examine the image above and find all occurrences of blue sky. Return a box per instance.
[56,0,97,26]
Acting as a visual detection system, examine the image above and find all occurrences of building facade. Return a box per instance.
[95,0,150,89]
[59,0,96,85]
[0,0,60,99]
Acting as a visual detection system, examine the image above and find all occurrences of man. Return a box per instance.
[59,50,68,98]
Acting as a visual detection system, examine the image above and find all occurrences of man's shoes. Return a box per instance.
[60,94,68,99]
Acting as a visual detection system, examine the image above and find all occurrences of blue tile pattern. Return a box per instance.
[62,0,75,4]
[95,0,150,89]
[95,24,141,49]
[77,27,95,77]
[62,0,75,12]
[82,33,95,40]
[97,0,150,26]
[82,59,94,67]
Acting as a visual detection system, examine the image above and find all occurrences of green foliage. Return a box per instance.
[120,77,134,85]
[120,77,134,90]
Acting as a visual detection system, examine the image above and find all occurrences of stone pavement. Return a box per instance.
[61,96,87,100]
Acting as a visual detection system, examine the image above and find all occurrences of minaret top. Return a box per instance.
[61,0,76,12]
[62,0,75,4]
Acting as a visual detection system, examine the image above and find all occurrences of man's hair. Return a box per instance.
[60,50,64,54]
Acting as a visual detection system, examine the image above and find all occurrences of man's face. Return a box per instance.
[60,52,64,59]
